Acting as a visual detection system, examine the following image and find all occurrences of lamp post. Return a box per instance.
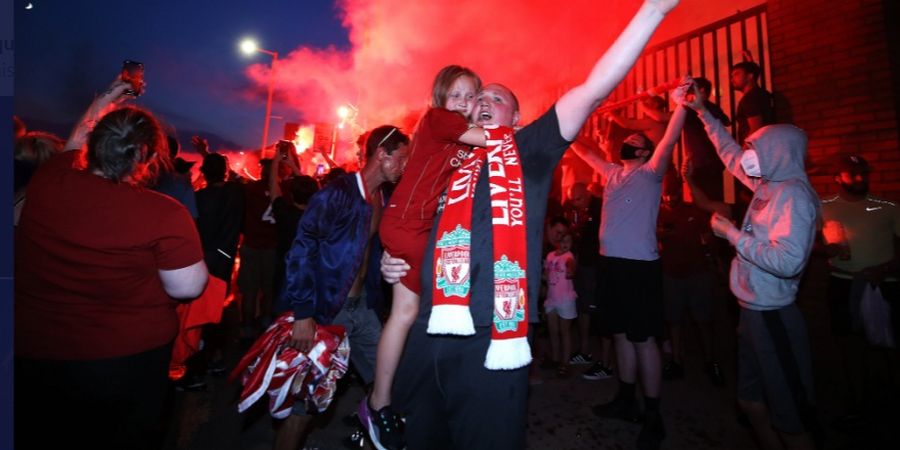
[240,39,279,158]
[332,105,351,158]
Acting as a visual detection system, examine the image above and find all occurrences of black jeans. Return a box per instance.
[15,343,173,450]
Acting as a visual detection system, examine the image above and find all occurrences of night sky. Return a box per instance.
[13,0,763,156]
[14,0,350,149]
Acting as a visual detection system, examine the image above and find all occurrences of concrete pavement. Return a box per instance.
[162,258,899,449]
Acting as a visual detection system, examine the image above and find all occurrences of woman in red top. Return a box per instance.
[15,78,208,450]
[362,65,489,448]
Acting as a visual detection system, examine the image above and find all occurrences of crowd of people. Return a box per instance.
[12,0,900,449]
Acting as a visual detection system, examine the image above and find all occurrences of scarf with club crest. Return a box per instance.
[429,125,531,370]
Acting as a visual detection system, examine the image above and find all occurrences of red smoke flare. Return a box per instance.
[245,0,650,135]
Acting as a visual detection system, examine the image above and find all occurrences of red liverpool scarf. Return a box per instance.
[429,125,532,370]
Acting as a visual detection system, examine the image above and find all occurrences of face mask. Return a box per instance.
[620,143,646,160]
[620,134,652,160]
[740,149,762,177]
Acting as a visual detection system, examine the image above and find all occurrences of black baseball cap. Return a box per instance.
[834,154,870,174]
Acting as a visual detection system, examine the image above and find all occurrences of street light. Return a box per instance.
[240,38,279,158]
[332,104,358,158]
[337,105,351,121]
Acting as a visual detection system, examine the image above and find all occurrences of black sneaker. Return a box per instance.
[174,374,207,392]
[662,361,684,380]
[358,397,404,450]
[705,361,725,386]
[592,395,642,423]
[207,358,227,376]
[568,352,594,365]
[582,362,614,380]
[637,411,666,450]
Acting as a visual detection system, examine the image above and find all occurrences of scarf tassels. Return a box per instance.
[429,126,532,370]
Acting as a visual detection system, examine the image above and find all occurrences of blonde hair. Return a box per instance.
[431,65,482,108]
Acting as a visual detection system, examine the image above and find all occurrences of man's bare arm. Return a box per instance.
[570,137,617,180]
[646,104,688,176]
[681,161,731,217]
[555,0,678,141]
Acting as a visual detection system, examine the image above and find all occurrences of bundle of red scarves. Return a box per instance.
[229,312,350,418]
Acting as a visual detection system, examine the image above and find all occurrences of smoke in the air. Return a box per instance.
[245,0,646,134]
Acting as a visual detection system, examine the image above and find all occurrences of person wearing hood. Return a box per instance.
[684,87,821,450]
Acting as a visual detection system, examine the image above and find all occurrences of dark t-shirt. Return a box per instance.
[683,100,730,169]
[273,196,303,264]
[155,171,198,218]
[419,107,571,325]
[736,86,774,144]
[658,202,711,277]
[242,179,277,249]
[196,183,244,253]
[563,196,602,267]
[272,196,304,310]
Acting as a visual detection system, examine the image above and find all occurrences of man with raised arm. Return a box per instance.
[381,2,679,449]
[569,80,691,449]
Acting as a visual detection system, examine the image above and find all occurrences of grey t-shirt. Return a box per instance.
[418,106,571,326]
[596,163,663,261]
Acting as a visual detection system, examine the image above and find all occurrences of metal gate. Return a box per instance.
[582,3,770,201]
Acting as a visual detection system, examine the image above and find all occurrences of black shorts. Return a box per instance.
[597,255,663,342]
[574,263,598,313]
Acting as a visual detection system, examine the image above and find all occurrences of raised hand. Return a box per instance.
[65,77,133,150]
[191,136,210,155]
[682,84,706,113]
[647,0,679,15]
[670,75,694,106]
[100,78,132,106]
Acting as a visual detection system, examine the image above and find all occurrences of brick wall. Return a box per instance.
[767,0,900,199]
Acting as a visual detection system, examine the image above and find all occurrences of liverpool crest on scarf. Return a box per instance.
[429,125,532,370]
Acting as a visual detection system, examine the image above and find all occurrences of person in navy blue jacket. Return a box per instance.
[275,125,410,450]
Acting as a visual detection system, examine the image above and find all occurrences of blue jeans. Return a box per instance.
[332,292,382,386]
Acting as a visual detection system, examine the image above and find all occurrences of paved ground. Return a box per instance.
[162,258,899,449]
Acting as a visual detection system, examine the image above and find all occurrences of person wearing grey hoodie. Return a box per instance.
[685,88,821,450]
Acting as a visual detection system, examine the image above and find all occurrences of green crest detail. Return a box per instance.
[435,225,471,297]
[494,310,525,333]
[436,224,470,248]
[493,255,525,281]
